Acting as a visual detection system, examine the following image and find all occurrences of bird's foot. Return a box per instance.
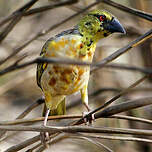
[40,131,50,148]
[82,111,95,125]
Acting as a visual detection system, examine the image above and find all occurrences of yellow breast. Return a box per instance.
[40,35,95,96]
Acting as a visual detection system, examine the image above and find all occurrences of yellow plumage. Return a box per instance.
[36,9,125,117]
[38,34,95,114]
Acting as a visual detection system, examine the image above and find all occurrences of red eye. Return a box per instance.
[99,15,105,22]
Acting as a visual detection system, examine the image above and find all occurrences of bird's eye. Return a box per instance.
[99,15,106,22]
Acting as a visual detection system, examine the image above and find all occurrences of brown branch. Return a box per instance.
[0,0,78,27]
[4,96,152,151]
[108,114,152,124]
[5,133,67,152]
[0,16,21,43]
[0,98,44,139]
[1,125,152,136]
[91,28,152,72]
[1,99,152,126]
[16,98,44,119]
[95,96,152,118]
[75,135,114,152]
[103,63,152,74]
[24,0,79,16]
[71,133,152,143]
[2,56,152,77]
[100,0,152,21]
[5,135,40,152]
[0,114,81,125]
[32,133,67,152]
[1,96,152,130]
[75,75,147,125]
[0,0,39,43]
[0,57,90,76]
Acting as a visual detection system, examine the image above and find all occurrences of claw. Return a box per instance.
[82,111,95,125]
[40,131,50,148]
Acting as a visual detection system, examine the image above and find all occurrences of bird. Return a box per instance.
[36,9,125,143]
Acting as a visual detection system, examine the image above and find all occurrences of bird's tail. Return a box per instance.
[42,98,66,116]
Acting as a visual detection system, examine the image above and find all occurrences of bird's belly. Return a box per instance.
[41,65,90,96]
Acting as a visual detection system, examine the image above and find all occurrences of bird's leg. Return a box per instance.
[40,108,50,146]
[80,84,95,125]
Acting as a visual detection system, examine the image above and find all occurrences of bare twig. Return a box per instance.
[4,96,152,151]
[0,98,44,138]
[1,97,152,126]
[0,114,81,125]
[4,135,40,152]
[100,0,152,21]
[0,16,21,43]
[71,133,152,143]
[2,57,152,76]
[24,0,78,16]
[0,0,39,43]
[108,114,152,124]
[95,96,152,118]
[103,63,152,75]
[76,135,114,152]
[16,98,44,119]
[34,133,67,152]
[75,75,147,125]
[0,0,78,27]
[1,125,152,136]
[92,29,152,72]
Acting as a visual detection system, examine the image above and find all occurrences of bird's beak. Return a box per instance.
[104,18,126,34]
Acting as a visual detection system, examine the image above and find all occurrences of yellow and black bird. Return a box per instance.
[37,9,125,141]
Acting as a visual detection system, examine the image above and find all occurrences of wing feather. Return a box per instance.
[36,39,51,89]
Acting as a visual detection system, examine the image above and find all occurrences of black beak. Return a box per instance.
[104,18,126,34]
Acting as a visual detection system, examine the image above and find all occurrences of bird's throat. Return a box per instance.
[78,36,97,62]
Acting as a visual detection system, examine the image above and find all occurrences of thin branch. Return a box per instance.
[72,133,152,143]
[0,0,39,43]
[24,0,78,16]
[0,57,90,76]
[4,135,40,152]
[0,16,21,43]
[1,98,152,126]
[0,114,81,125]
[103,63,152,75]
[76,135,114,152]
[4,96,152,151]
[1,125,152,136]
[75,75,147,125]
[95,96,152,118]
[108,115,152,124]
[2,56,152,77]
[34,133,67,152]
[91,28,152,72]
[0,98,44,138]
[0,0,78,27]
[16,98,44,119]
[100,0,152,21]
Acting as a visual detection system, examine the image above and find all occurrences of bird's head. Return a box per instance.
[78,10,126,41]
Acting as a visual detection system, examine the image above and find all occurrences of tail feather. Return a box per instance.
[42,98,66,116]
[50,98,66,116]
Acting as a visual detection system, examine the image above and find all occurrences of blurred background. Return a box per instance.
[0,0,152,151]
